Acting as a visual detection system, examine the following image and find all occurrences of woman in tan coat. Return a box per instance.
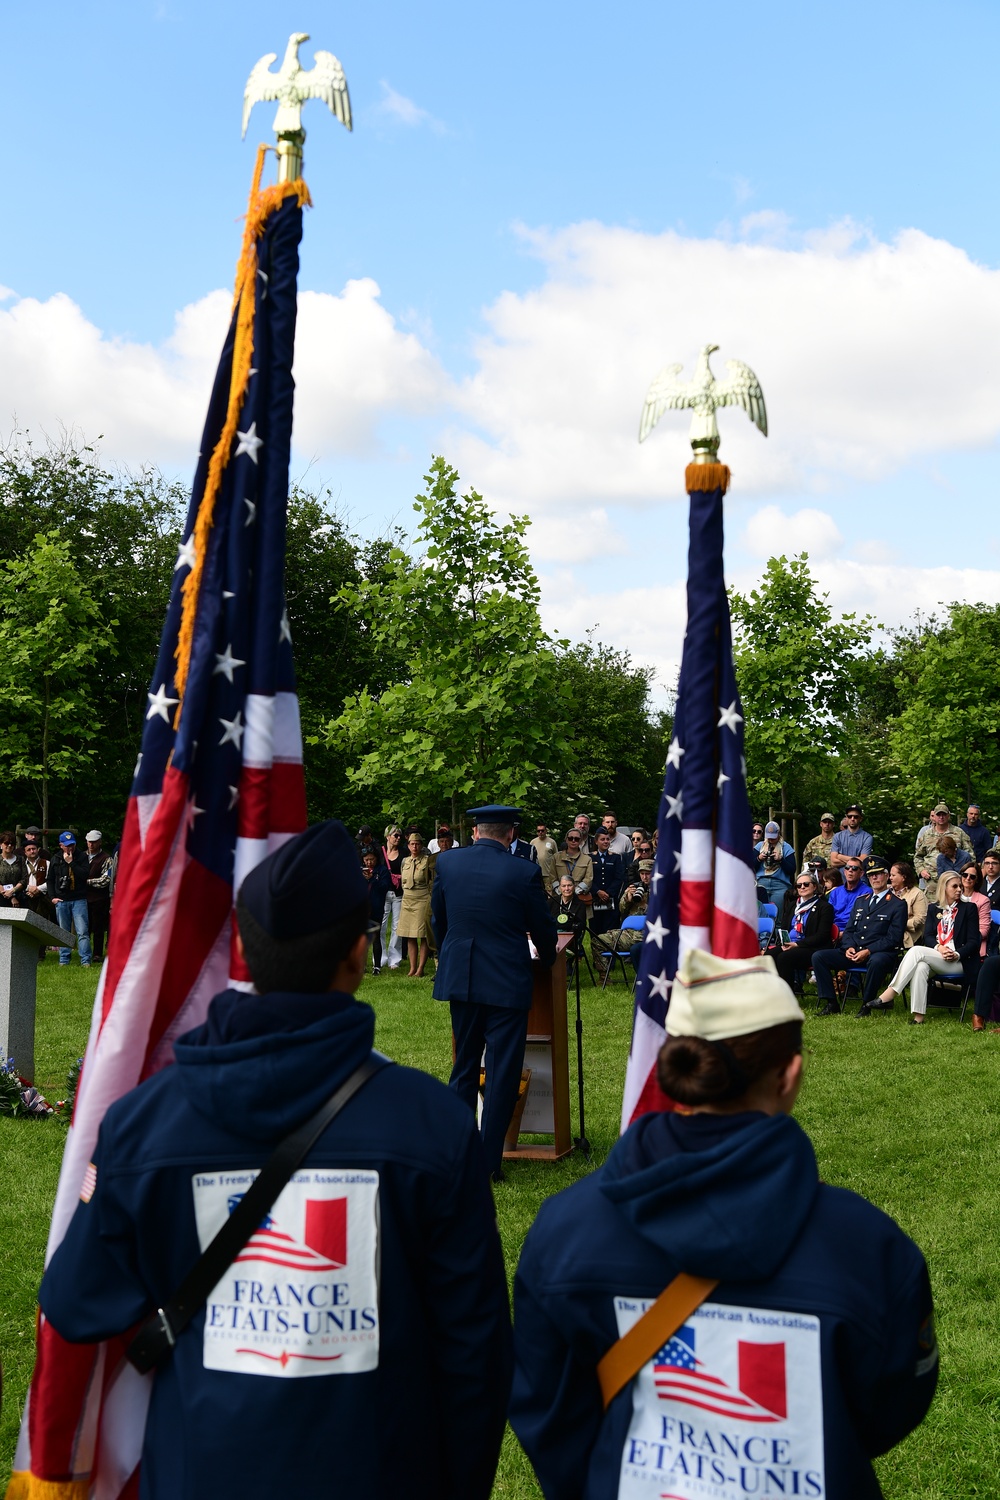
[889,861,927,948]
[398,832,434,977]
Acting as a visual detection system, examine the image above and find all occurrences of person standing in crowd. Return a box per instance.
[531,822,557,865]
[509,949,937,1500]
[548,831,593,899]
[563,814,596,854]
[362,849,393,974]
[829,804,873,869]
[48,832,93,967]
[380,826,404,970]
[84,830,112,962]
[961,804,993,864]
[39,820,513,1500]
[914,804,974,888]
[21,833,51,922]
[432,803,556,1183]
[826,857,871,933]
[802,813,836,869]
[435,826,457,854]
[398,831,434,978]
[811,859,906,1016]
[753,821,796,906]
[0,832,25,907]
[959,864,991,958]
[509,820,539,862]
[625,836,655,886]
[599,812,633,861]
[876,871,981,1024]
[592,861,650,977]
[589,827,625,944]
[356,825,378,862]
[772,870,834,994]
[889,862,928,950]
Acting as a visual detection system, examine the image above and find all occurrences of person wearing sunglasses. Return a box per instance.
[772,871,834,995]
[549,832,593,900]
[959,863,991,958]
[812,860,906,1015]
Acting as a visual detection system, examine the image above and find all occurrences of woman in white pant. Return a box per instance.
[380,826,404,969]
[877,873,981,1024]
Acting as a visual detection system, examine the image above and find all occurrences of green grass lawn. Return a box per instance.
[2,960,998,1496]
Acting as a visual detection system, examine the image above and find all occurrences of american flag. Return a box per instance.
[12,163,309,1500]
[621,468,759,1129]
[653,1324,787,1423]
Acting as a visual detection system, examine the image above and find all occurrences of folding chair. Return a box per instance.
[924,972,974,1022]
[757,917,775,954]
[761,903,778,921]
[600,915,647,991]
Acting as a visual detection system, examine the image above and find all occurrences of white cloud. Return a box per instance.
[0,280,449,468]
[742,504,842,560]
[450,220,1000,514]
[374,81,445,133]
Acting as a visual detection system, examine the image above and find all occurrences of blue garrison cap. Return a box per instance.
[467,804,523,824]
[239,820,367,940]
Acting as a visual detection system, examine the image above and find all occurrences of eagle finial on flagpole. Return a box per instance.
[242,31,352,181]
[639,344,767,462]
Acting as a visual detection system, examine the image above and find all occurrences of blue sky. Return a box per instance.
[4,0,1000,693]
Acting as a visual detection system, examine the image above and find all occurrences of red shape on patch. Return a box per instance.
[738,1341,787,1418]
[304,1198,347,1267]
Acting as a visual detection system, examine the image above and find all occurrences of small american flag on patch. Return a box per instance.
[79,1163,97,1203]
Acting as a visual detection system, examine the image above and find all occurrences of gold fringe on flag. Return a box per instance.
[685,463,731,494]
[173,145,312,703]
[6,1475,89,1500]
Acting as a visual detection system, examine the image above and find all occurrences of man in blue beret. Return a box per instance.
[39,820,512,1500]
[433,805,557,1181]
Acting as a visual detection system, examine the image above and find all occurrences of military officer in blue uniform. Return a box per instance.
[38,822,512,1500]
[432,804,557,1181]
[811,858,907,1014]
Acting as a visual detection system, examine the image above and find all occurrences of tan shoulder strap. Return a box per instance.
[597,1273,719,1411]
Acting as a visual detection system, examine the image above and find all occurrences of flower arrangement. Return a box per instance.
[0,1057,54,1117]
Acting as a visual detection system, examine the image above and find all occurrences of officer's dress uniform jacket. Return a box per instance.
[510,1110,937,1500]
[432,839,557,1177]
[837,891,907,956]
[590,851,625,933]
[41,990,512,1500]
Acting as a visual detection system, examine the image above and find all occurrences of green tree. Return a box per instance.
[729,554,872,842]
[887,603,1000,818]
[0,530,116,830]
[327,457,576,831]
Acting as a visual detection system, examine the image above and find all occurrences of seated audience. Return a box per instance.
[935,836,972,878]
[825,858,871,932]
[551,875,587,977]
[591,863,650,976]
[772,871,834,994]
[889,861,927,948]
[811,859,906,1015]
[876,872,981,1024]
[959,864,991,957]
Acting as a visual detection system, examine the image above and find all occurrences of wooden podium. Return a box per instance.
[503,933,574,1162]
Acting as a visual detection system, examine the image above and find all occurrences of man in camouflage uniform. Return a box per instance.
[914,802,975,889]
[802,814,836,869]
[591,860,651,976]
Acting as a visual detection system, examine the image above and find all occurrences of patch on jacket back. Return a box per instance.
[192,1168,380,1378]
[613,1296,824,1499]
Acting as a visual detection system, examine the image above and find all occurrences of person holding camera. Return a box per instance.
[591,862,651,977]
[754,821,796,906]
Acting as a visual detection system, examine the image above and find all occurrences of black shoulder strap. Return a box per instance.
[127,1050,390,1374]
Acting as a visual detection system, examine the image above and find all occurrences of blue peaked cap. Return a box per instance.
[239,820,367,940]
[468,805,523,824]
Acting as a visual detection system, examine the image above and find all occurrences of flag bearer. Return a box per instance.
[39,821,511,1500]
[510,949,937,1500]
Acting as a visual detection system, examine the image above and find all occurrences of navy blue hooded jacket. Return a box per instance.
[511,1110,936,1500]
[40,990,512,1500]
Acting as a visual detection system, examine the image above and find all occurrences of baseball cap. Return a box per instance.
[58,832,76,847]
[764,821,781,838]
[933,802,951,815]
[85,829,102,843]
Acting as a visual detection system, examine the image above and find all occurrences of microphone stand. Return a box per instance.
[573,941,591,1159]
